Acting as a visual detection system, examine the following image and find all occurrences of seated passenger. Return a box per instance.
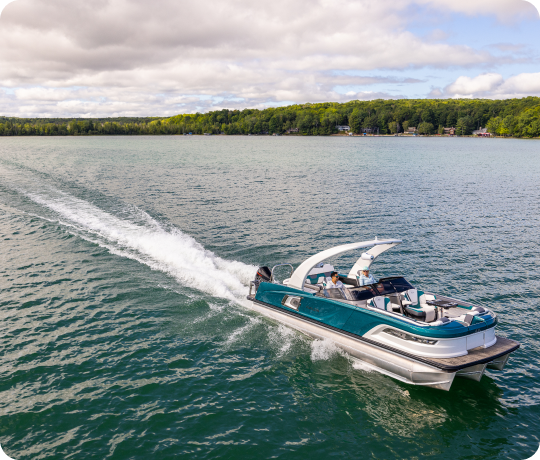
[323,271,348,299]
[325,271,345,289]
[357,266,376,286]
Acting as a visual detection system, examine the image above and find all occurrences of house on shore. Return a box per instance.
[406,127,418,134]
[337,125,350,131]
[443,127,455,135]
[286,128,299,134]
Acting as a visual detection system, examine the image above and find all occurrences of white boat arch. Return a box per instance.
[287,238,402,289]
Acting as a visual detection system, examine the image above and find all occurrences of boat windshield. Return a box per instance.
[323,288,349,300]
[323,287,377,301]
[372,277,414,295]
[321,277,414,302]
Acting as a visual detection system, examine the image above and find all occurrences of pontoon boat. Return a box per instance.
[247,239,520,391]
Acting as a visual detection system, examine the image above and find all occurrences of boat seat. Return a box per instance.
[452,310,482,322]
[404,305,428,321]
[405,288,418,305]
[369,296,391,311]
[305,275,327,285]
[419,293,437,322]
[403,290,437,322]
[406,289,435,307]
[387,294,404,313]
[419,292,435,306]
[429,317,451,327]
[306,264,334,286]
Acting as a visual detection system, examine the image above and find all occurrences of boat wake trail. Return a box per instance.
[25,189,257,301]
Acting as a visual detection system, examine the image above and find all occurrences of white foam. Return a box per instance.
[25,190,257,301]
[268,324,298,358]
[223,314,261,345]
[351,359,376,373]
[310,338,343,361]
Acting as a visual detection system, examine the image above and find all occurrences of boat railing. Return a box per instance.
[248,281,256,297]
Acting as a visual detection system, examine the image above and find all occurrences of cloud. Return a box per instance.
[489,43,528,53]
[417,0,537,20]
[0,0,536,117]
[0,0,498,80]
[500,72,540,94]
[441,72,540,98]
[0,80,407,118]
[445,73,505,95]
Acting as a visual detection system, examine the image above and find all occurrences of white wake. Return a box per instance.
[26,190,257,301]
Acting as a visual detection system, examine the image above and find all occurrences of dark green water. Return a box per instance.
[0,136,538,459]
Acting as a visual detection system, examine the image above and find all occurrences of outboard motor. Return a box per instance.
[255,266,272,282]
[253,266,272,293]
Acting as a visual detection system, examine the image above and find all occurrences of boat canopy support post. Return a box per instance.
[348,241,402,279]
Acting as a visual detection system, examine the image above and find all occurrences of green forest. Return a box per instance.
[2,97,540,138]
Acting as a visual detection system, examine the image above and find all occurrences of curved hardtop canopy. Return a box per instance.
[287,238,402,290]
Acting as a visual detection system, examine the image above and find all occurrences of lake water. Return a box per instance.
[0,136,539,459]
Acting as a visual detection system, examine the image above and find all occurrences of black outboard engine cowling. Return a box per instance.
[253,266,272,293]
[255,266,272,283]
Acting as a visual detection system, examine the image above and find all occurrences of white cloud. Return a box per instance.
[418,0,537,20]
[0,0,497,79]
[501,72,540,93]
[442,72,540,98]
[0,0,536,117]
[446,73,505,96]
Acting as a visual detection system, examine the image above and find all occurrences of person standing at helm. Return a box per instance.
[358,266,376,286]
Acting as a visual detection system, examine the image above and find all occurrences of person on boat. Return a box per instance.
[325,271,345,290]
[357,267,376,286]
[322,272,348,298]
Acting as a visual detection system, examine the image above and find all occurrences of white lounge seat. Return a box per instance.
[370,296,391,311]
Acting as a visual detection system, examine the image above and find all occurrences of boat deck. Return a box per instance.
[427,336,520,371]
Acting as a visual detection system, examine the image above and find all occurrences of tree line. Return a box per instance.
[0,117,164,136]
[2,97,540,138]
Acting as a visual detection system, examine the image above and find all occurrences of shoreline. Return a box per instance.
[1,133,538,139]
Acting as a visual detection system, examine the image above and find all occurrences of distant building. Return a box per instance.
[337,125,350,131]
[286,128,299,134]
[443,127,455,135]
[407,127,418,133]
[362,128,374,134]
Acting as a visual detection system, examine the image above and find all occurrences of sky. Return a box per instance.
[0,0,539,117]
